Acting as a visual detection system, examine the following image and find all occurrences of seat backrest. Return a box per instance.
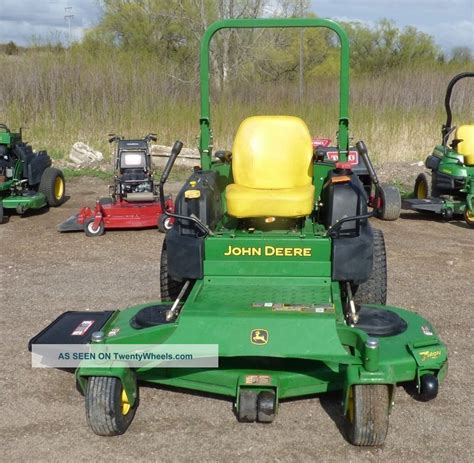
[455,125,474,156]
[232,116,313,189]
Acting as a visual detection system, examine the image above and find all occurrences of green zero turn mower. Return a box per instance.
[29,19,447,446]
[0,124,65,222]
[403,72,474,225]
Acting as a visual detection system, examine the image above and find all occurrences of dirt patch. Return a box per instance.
[1,176,472,462]
[376,161,428,195]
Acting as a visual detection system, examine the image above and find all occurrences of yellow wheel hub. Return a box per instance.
[465,209,474,223]
[54,177,64,200]
[416,180,427,199]
[121,388,131,415]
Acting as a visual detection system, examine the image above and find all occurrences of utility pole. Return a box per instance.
[299,0,304,103]
[64,6,74,46]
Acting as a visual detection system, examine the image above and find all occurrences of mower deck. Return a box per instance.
[58,196,173,233]
[402,197,466,215]
[72,277,446,401]
[402,197,445,214]
[1,191,47,212]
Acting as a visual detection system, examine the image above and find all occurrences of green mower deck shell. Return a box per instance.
[76,230,447,412]
[76,297,447,408]
[1,192,47,211]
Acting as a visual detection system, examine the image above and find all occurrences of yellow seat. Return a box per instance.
[455,125,474,166]
[225,116,315,218]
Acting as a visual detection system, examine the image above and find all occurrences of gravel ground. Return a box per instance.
[1,176,472,462]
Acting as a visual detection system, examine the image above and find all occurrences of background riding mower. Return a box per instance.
[312,137,401,221]
[58,133,174,236]
[29,19,447,446]
[0,124,65,223]
[403,72,474,226]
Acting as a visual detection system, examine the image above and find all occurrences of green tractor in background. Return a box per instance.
[29,19,447,446]
[0,124,65,223]
[403,72,474,225]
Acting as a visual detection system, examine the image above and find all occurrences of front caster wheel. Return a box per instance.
[441,207,454,221]
[345,384,390,446]
[237,389,258,422]
[158,214,173,233]
[416,374,439,402]
[85,376,138,436]
[257,390,276,423]
[84,218,104,237]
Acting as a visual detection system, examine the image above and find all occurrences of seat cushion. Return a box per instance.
[226,183,315,218]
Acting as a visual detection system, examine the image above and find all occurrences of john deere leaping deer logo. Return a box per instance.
[251,329,268,345]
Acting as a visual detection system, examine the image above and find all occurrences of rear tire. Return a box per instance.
[353,228,387,305]
[85,376,138,436]
[0,206,3,224]
[345,384,390,446]
[414,173,431,199]
[377,184,401,221]
[464,208,474,227]
[160,243,186,300]
[39,167,65,207]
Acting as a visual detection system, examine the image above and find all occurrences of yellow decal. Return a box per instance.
[251,329,268,345]
[224,245,311,257]
[419,350,442,362]
[184,189,201,199]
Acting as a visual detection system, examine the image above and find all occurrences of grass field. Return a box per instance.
[0,50,472,164]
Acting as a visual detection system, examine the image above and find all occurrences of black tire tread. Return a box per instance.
[85,376,136,436]
[238,390,258,422]
[346,384,390,446]
[378,184,401,221]
[158,214,172,233]
[39,167,65,207]
[414,172,431,199]
[353,228,387,305]
[160,243,185,301]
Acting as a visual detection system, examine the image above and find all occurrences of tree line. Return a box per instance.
[2,0,472,84]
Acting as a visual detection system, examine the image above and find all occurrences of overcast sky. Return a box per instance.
[0,0,472,53]
[310,0,474,53]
